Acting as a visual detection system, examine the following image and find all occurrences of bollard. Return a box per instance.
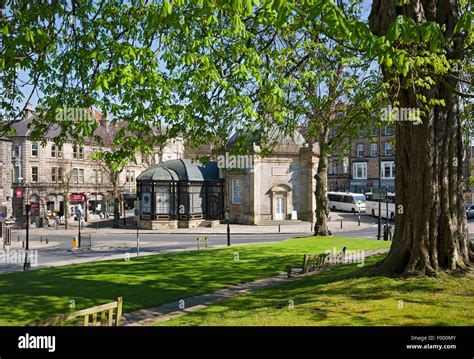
[340,220,343,229]
[22,241,24,249]
[46,237,48,244]
[18,235,20,242]
[278,224,281,233]
[310,223,313,232]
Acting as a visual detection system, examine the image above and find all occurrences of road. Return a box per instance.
[0,232,313,273]
[1,216,472,273]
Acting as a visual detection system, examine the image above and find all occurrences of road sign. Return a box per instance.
[372,187,387,200]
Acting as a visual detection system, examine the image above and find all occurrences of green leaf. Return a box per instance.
[162,0,172,17]
[25,28,35,44]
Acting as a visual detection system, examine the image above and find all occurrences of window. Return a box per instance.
[31,143,38,157]
[31,166,38,182]
[52,167,63,182]
[370,143,378,157]
[342,158,349,174]
[329,161,336,175]
[72,168,84,184]
[384,142,393,156]
[51,145,62,158]
[126,170,135,183]
[359,130,365,138]
[91,169,102,184]
[381,161,395,179]
[73,146,84,160]
[155,187,171,214]
[141,192,152,213]
[353,163,367,179]
[356,144,364,157]
[384,126,394,136]
[14,166,20,182]
[189,185,204,214]
[13,143,21,157]
[232,179,243,204]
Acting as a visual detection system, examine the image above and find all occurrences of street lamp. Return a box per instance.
[18,177,30,271]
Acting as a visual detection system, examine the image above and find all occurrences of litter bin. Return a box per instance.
[383,224,392,241]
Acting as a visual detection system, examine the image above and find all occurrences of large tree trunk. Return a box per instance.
[370,0,473,275]
[314,130,331,236]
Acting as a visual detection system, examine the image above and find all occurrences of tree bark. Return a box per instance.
[64,198,69,230]
[314,128,331,236]
[370,0,473,275]
[113,194,120,228]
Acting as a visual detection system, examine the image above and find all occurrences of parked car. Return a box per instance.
[466,204,474,219]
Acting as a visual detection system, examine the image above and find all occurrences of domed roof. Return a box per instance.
[137,159,221,182]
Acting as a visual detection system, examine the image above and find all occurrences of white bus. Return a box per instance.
[365,192,396,220]
[327,192,366,213]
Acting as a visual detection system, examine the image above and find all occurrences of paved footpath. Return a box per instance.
[121,248,390,326]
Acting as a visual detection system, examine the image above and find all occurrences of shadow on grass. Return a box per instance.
[0,236,391,325]
[161,254,473,326]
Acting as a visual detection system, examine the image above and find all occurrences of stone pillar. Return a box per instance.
[249,144,261,224]
[299,143,319,223]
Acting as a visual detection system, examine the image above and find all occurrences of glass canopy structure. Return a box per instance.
[136,159,224,228]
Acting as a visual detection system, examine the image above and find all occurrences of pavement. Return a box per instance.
[121,248,390,326]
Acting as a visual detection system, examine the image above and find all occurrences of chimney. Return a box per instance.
[25,102,34,117]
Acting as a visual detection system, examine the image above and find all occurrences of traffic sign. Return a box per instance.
[372,186,387,200]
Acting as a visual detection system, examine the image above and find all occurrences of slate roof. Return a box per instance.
[137,159,221,182]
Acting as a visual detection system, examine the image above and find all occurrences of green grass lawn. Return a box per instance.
[158,255,474,326]
[0,236,390,325]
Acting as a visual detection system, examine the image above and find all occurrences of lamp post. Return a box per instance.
[77,203,82,248]
[18,177,30,271]
[225,207,230,246]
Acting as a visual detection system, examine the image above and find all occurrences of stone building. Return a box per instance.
[226,131,319,224]
[3,107,184,226]
[0,138,13,219]
[327,126,395,193]
[136,129,320,228]
[348,126,395,193]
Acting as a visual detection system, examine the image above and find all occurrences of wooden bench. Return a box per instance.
[286,247,347,278]
[31,297,123,326]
